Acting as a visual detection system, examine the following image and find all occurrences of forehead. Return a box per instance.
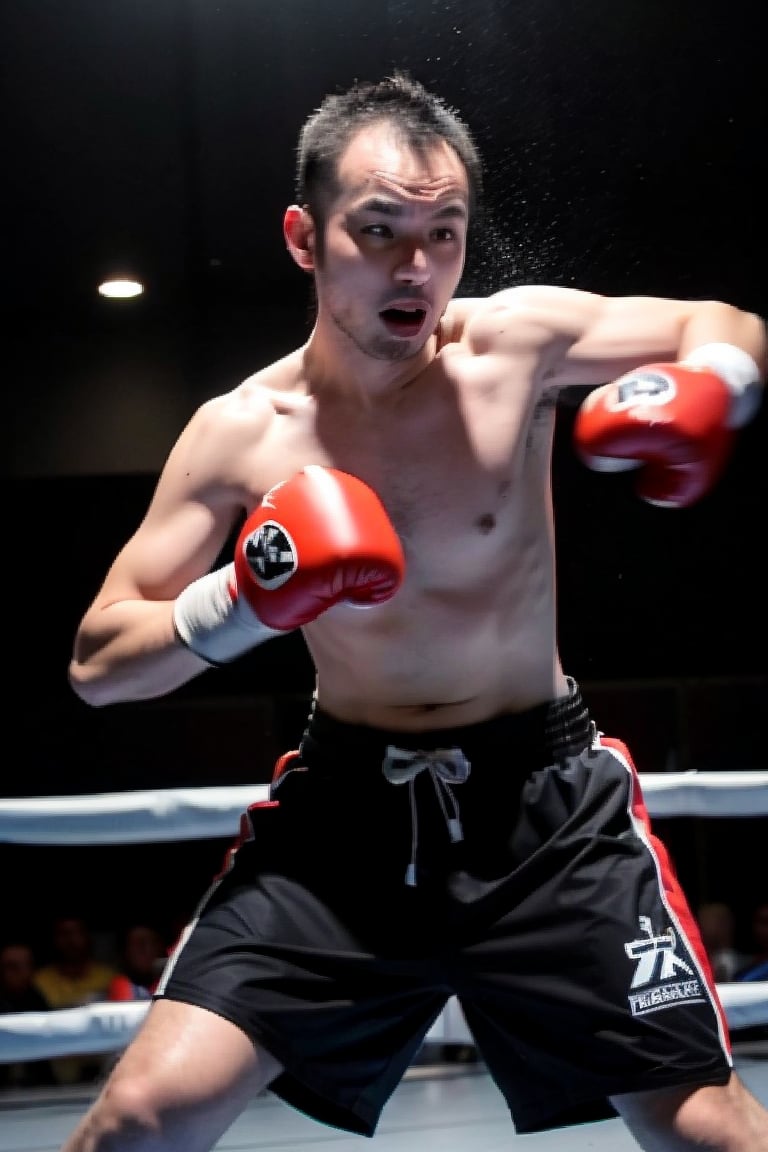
[334,122,469,206]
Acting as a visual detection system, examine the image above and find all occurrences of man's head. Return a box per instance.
[295,72,483,255]
[286,74,481,363]
[51,915,93,967]
[751,902,768,956]
[697,902,736,952]
[121,924,166,980]
[0,942,37,996]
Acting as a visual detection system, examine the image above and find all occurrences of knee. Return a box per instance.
[82,1075,166,1147]
[613,1074,768,1152]
[674,1076,768,1151]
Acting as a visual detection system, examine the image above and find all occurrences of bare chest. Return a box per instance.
[244,359,556,571]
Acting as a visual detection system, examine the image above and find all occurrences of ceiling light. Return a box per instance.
[98,279,144,299]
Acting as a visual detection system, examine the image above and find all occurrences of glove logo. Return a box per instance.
[241,521,297,589]
[615,371,675,409]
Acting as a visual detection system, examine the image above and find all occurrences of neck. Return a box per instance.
[302,319,440,405]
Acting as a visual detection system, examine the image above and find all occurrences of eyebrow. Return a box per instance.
[358,197,467,220]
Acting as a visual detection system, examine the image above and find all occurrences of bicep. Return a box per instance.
[88,404,252,609]
[465,285,695,390]
[95,497,238,609]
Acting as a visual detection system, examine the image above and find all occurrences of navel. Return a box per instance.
[475,513,496,534]
[404,698,476,715]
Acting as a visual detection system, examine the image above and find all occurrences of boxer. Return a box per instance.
[64,72,767,1152]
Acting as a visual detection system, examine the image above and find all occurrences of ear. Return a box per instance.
[284,205,316,272]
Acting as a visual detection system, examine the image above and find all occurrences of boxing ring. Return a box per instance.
[2,771,767,1151]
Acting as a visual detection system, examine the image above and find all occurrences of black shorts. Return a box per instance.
[157,681,731,1136]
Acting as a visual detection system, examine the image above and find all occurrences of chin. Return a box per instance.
[368,336,428,362]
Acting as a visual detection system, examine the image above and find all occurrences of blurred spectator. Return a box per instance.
[0,940,56,1088]
[107,923,167,1001]
[734,901,768,982]
[696,901,751,982]
[33,914,118,1085]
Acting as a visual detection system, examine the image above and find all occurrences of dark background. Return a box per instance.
[4,1,766,945]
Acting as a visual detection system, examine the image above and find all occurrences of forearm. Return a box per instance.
[69,600,210,707]
[678,301,768,378]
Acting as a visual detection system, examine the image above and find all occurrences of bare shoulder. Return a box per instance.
[435,287,602,403]
[187,371,282,444]
[450,285,604,352]
[168,353,303,493]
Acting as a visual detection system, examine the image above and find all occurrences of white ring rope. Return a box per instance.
[0,984,765,1063]
[2,771,766,1062]
[1,772,767,846]
[0,1003,148,1062]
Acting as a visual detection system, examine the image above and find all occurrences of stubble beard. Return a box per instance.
[329,305,424,363]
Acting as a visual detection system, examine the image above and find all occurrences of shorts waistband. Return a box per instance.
[291,679,594,888]
[299,677,594,769]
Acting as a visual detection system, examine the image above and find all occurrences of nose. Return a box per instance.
[393,242,430,285]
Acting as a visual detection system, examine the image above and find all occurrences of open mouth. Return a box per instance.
[380,307,427,337]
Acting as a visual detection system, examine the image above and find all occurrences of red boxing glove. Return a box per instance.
[234,465,405,629]
[573,344,761,507]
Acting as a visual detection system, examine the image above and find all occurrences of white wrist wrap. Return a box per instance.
[682,343,762,428]
[172,563,284,665]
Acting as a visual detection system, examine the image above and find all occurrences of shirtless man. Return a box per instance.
[65,73,768,1150]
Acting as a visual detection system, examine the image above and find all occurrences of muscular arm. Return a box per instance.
[68,390,270,707]
[460,285,768,393]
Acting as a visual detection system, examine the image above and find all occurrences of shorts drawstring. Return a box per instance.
[382,745,471,886]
